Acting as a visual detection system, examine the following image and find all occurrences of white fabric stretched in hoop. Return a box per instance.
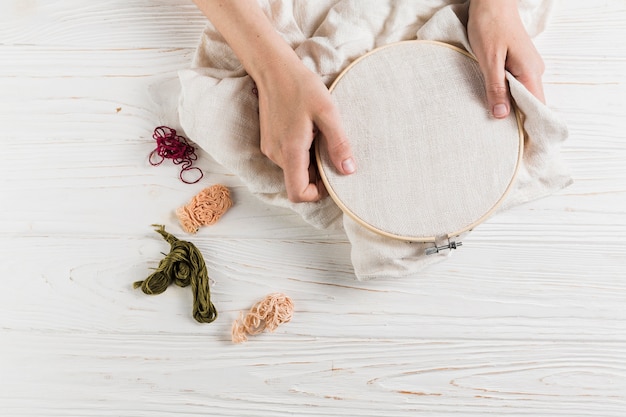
[317,41,523,242]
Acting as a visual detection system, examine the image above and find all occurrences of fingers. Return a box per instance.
[272,111,356,203]
[282,148,321,203]
[478,52,511,119]
[278,114,354,203]
[315,104,356,175]
[510,57,546,104]
[522,75,546,104]
[264,136,321,203]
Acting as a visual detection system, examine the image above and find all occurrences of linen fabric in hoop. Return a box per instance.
[316,40,523,243]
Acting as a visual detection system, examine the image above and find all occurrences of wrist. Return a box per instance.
[470,0,518,14]
[193,0,303,84]
[244,36,305,87]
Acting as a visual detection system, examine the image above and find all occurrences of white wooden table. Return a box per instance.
[1,1,625,416]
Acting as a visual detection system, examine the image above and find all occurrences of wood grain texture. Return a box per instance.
[1,1,625,416]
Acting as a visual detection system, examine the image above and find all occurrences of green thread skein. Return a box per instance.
[134,224,217,323]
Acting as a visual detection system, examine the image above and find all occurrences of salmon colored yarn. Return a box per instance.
[176,184,233,234]
[231,293,294,344]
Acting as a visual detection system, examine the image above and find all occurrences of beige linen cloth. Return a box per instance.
[178,0,572,280]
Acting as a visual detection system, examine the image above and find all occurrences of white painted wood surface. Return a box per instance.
[1,1,625,416]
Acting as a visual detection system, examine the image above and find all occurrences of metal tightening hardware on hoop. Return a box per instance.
[424,240,463,256]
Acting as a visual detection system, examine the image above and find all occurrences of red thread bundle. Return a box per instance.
[149,126,203,184]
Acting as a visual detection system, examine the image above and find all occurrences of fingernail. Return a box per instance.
[493,104,508,118]
[342,157,356,174]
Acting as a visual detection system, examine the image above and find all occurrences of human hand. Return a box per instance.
[192,0,355,203]
[467,0,546,118]
[257,61,356,203]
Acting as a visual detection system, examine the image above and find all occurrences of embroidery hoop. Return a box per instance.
[315,40,523,244]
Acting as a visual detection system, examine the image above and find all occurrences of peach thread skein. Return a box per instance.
[232,293,294,344]
[176,184,233,234]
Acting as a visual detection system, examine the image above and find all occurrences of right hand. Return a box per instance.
[257,62,356,203]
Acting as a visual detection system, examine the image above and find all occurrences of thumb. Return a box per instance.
[480,58,511,119]
[315,107,356,175]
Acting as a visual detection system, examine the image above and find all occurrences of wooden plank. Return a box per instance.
[0,0,207,48]
[0,45,198,77]
[1,332,625,417]
[0,235,624,339]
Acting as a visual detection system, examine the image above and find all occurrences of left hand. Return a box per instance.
[467,0,546,118]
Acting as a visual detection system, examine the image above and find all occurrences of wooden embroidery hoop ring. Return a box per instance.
[315,40,524,243]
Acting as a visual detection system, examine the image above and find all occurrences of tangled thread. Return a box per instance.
[231,293,294,344]
[149,126,203,184]
[133,224,217,323]
[176,184,233,234]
